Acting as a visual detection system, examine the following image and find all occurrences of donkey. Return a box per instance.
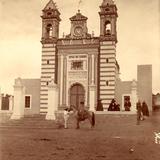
[70,105,95,129]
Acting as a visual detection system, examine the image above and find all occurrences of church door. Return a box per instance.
[70,84,85,109]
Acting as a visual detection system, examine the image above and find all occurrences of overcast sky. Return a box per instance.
[0,0,159,94]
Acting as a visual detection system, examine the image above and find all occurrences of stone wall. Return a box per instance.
[137,65,152,110]
[22,79,40,115]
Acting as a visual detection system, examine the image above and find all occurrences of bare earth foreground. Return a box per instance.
[0,112,160,160]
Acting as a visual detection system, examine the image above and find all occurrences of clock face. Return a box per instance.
[74,26,83,36]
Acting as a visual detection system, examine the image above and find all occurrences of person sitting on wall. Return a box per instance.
[115,103,120,111]
[96,99,103,111]
[124,99,131,111]
[108,99,117,111]
[142,101,149,119]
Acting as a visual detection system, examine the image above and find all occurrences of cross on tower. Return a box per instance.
[78,0,83,10]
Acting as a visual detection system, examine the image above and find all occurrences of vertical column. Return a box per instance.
[91,54,95,85]
[11,78,25,119]
[9,96,14,111]
[60,54,64,106]
[131,79,138,113]
[87,55,92,107]
[46,78,58,120]
[89,53,96,111]
[89,85,96,111]
[94,54,98,101]
[63,56,67,106]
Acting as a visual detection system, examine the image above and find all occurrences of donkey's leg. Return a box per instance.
[76,119,80,129]
[88,117,93,129]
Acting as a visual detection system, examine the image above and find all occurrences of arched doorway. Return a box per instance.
[70,83,85,109]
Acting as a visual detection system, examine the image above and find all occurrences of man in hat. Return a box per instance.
[97,99,103,111]
[108,99,116,111]
[142,101,149,119]
[78,101,87,120]
[136,100,142,125]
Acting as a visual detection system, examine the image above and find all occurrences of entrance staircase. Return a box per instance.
[0,112,138,129]
[0,115,58,129]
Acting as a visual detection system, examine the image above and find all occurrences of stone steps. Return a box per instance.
[0,113,138,129]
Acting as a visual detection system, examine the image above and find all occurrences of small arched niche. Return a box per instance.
[105,21,111,35]
[46,24,53,38]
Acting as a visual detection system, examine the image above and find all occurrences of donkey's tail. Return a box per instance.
[92,112,95,127]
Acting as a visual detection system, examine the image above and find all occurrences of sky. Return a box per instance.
[0,0,159,94]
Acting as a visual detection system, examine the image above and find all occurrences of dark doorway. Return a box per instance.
[2,95,10,110]
[70,84,85,109]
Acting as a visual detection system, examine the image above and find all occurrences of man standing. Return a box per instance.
[97,99,103,111]
[124,99,131,111]
[78,101,87,120]
[64,108,70,129]
[142,101,149,119]
[136,100,142,125]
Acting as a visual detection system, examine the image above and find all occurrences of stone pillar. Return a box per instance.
[9,96,14,111]
[63,56,67,105]
[46,78,58,120]
[11,78,25,119]
[60,54,64,106]
[91,54,95,85]
[89,84,96,111]
[131,79,138,112]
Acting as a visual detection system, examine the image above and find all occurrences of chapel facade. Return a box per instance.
[40,0,119,113]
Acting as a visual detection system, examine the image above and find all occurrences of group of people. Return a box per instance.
[63,99,150,128]
[108,99,120,111]
[136,100,149,125]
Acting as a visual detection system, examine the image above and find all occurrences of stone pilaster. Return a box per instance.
[9,96,14,111]
[46,78,58,120]
[63,55,67,105]
[60,54,64,106]
[131,79,138,112]
[11,78,25,119]
[91,54,95,85]
[89,84,96,111]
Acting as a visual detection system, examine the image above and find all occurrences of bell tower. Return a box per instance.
[41,0,61,43]
[98,0,118,110]
[40,0,61,113]
[99,0,118,42]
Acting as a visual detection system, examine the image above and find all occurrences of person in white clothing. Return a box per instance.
[64,108,70,129]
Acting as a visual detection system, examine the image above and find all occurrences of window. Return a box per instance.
[106,80,109,86]
[71,61,83,70]
[47,60,50,64]
[106,58,109,63]
[105,21,111,35]
[46,82,49,85]
[25,96,31,109]
[47,12,52,16]
[46,24,53,38]
[105,8,109,12]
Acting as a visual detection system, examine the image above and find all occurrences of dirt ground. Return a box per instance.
[0,112,160,160]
